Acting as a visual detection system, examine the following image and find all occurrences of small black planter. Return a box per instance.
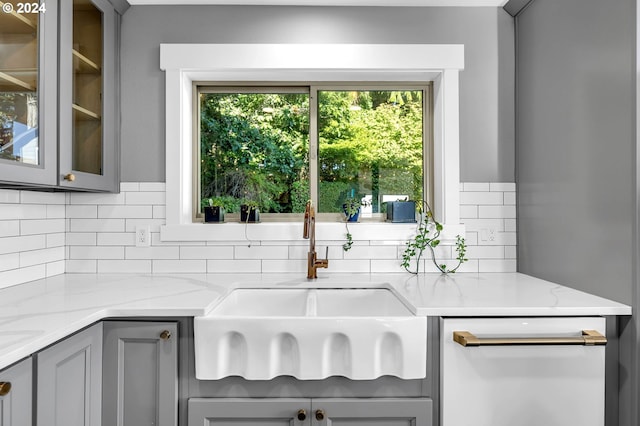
[240,205,260,223]
[386,201,416,223]
[204,206,225,223]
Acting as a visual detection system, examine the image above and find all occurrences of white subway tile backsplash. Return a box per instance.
[0,253,19,272]
[98,205,153,219]
[47,205,66,219]
[208,259,261,273]
[460,191,503,205]
[120,182,140,192]
[124,218,165,233]
[261,259,307,274]
[0,265,46,290]
[66,205,98,218]
[139,182,166,192]
[125,246,180,260]
[97,232,135,246]
[462,182,490,192]
[489,182,516,192]
[503,191,516,205]
[98,260,152,274]
[0,181,517,286]
[0,220,20,238]
[153,259,206,273]
[69,246,124,260]
[0,235,46,255]
[66,259,97,273]
[125,191,165,205]
[20,247,65,268]
[479,259,517,273]
[20,191,65,205]
[0,189,20,204]
[21,219,66,235]
[70,218,126,233]
[46,233,66,248]
[235,245,288,260]
[69,192,125,205]
[67,232,97,246]
[46,260,66,277]
[478,205,517,219]
[180,246,233,260]
[344,245,398,260]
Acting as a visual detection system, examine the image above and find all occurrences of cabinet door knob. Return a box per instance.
[0,382,11,396]
[315,409,325,421]
[296,409,307,421]
[64,173,76,182]
[159,330,172,340]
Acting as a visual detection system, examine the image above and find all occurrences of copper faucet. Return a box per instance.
[303,201,329,279]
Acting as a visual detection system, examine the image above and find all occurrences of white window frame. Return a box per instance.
[160,44,464,242]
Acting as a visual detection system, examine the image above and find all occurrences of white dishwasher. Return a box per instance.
[441,317,606,426]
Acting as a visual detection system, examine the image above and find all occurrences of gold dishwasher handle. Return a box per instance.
[453,330,607,347]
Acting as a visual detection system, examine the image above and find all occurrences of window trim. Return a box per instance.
[194,83,432,222]
[160,43,464,242]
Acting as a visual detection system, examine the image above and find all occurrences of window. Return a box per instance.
[160,43,464,241]
[196,84,431,221]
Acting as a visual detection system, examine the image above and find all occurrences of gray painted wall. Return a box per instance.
[119,5,514,182]
[516,0,634,303]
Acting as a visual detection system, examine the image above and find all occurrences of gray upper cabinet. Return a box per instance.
[0,357,32,426]
[102,321,178,426]
[0,0,119,192]
[0,0,58,187]
[36,323,103,426]
[58,0,118,192]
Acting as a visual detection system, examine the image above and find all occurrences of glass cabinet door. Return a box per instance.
[0,0,57,186]
[59,0,116,191]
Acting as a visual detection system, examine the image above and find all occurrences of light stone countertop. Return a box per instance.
[0,272,631,370]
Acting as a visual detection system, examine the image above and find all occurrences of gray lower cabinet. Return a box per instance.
[0,358,32,426]
[36,323,103,426]
[188,398,432,426]
[102,321,178,426]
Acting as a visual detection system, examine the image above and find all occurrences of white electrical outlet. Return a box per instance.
[135,226,150,247]
[480,228,497,242]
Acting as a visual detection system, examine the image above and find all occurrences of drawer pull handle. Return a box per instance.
[453,330,607,347]
[315,409,325,421]
[64,173,75,182]
[297,409,307,421]
[159,330,172,341]
[0,382,11,396]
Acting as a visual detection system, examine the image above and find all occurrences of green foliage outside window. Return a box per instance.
[199,88,425,215]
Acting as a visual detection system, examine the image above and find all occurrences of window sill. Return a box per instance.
[160,221,465,243]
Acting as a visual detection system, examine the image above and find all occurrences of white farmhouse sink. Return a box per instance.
[194,288,427,380]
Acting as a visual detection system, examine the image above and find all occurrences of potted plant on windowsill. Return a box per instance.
[342,197,364,222]
[203,198,226,223]
[240,200,260,223]
[341,197,370,252]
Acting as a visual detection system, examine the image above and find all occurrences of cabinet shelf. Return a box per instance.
[72,103,101,121]
[72,49,101,73]
[0,69,37,91]
[0,2,37,33]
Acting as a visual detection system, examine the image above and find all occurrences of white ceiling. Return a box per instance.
[128,0,508,6]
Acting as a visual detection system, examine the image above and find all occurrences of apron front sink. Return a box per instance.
[194,288,427,380]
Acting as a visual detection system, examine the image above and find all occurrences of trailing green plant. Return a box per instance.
[342,227,354,252]
[401,202,468,274]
